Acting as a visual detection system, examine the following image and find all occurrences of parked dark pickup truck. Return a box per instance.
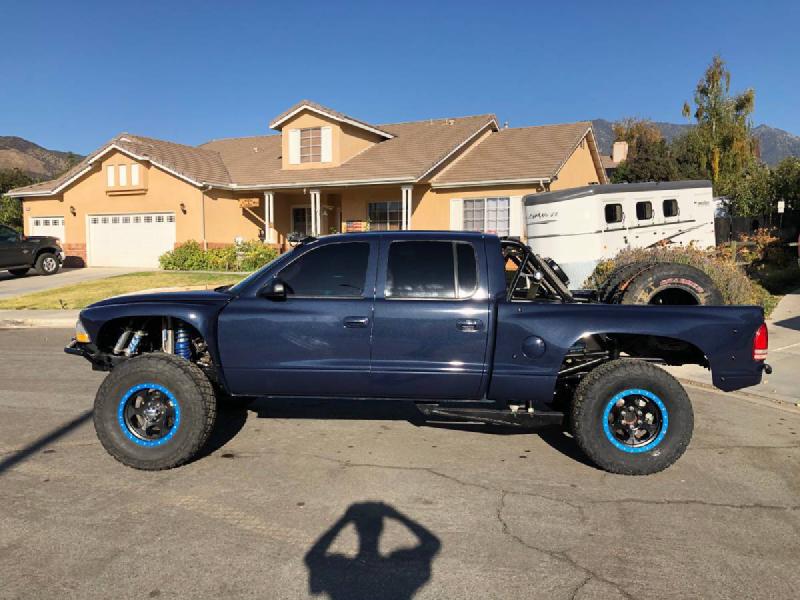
[0,223,63,276]
[66,231,770,475]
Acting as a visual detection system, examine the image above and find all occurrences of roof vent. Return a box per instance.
[119,136,133,142]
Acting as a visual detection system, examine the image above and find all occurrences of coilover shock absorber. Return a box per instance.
[174,324,191,360]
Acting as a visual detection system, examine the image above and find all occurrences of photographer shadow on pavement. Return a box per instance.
[304,502,441,600]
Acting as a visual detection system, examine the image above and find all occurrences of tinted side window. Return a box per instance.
[0,225,18,242]
[278,242,370,297]
[663,199,679,217]
[636,201,653,220]
[605,203,623,224]
[386,241,478,299]
[456,243,478,297]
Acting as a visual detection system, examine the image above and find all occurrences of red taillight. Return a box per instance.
[753,323,768,361]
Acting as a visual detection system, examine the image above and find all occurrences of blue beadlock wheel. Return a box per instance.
[602,388,668,454]
[117,383,181,447]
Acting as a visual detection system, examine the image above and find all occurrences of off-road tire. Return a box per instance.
[598,261,653,303]
[571,359,693,475]
[619,263,722,306]
[8,268,29,277]
[94,353,217,470]
[34,252,60,276]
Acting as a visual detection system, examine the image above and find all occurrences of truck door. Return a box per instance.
[0,225,27,268]
[369,238,490,399]
[217,239,378,397]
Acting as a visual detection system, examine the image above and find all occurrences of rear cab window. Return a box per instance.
[385,240,478,300]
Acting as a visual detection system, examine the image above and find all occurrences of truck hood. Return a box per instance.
[89,289,233,308]
[25,235,61,245]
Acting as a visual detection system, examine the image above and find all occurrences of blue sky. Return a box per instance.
[2,0,798,154]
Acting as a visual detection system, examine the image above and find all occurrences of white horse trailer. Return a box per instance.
[523,180,716,287]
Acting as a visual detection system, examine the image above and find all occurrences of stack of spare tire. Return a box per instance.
[599,261,723,306]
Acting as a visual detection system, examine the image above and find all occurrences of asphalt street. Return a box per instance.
[1,328,798,599]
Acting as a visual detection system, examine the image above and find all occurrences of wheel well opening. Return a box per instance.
[97,316,205,357]
[649,287,699,305]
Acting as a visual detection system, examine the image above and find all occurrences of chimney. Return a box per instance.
[612,141,628,163]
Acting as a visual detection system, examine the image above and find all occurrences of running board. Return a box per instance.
[416,405,564,428]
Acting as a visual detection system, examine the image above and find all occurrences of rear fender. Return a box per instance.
[489,302,765,405]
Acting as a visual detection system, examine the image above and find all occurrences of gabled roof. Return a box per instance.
[431,121,606,187]
[269,99,394,139]
[7,134,231,197]
[199,114,498,188]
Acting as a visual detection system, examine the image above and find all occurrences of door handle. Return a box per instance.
[343,316,369,328]
[456,319,483,332]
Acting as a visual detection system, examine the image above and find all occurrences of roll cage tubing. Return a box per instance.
[500,237,575,303]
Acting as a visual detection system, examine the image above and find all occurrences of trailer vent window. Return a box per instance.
[663,199,679,218]
[636,201,653,221]
[605,203,623,224]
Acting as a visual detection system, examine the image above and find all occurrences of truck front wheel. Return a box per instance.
[94,353,217,470]
[570,359,693,475]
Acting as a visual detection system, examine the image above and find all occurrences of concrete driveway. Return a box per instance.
[1,328,798,599]
[0,267,142,299]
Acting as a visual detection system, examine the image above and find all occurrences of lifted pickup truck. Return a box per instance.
[66,231,770,475]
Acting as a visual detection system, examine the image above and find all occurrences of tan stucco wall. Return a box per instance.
[277,109,383,170]
[22,150,267,262]
[416,185,546,230]
[550,137,603,190]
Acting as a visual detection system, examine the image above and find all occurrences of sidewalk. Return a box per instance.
[668,288,800,405]
[0,309,80,328]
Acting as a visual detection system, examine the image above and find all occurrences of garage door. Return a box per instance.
[87,213,176,267]
[30,216,65,241]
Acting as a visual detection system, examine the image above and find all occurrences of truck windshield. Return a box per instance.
[228,247,296,294]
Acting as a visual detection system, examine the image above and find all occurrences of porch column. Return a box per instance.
[263,191,276,243]
[401,185,413,230]
[310,189,321,236]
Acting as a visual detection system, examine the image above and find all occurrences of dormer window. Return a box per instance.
[287,125,332,165]
[300,127,322,163]
[106,162,145,192]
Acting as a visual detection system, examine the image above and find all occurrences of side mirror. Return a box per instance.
[260,279,287,300]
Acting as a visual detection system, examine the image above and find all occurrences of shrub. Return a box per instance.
[159,240,279,272]
[583,244,779,316]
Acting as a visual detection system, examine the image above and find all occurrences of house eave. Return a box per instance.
[430,177,551,189]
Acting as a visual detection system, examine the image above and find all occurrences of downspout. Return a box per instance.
[200,184,212,251]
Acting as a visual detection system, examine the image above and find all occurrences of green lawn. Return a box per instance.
[0,271,245,310]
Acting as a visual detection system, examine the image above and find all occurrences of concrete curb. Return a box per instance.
[0,310,80,329]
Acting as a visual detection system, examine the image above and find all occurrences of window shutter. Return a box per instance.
[118,165,128,186]
[449,198,463,230]
[106,165,115,187]
[131,163,140,186]
[288,129,301,164]
[509,195,523,238]
[320,126,333,163]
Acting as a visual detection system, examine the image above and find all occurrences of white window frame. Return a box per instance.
[131,163,140,186]
[118,165,128,186]
[462,197,510,236]
[107,165,115,187]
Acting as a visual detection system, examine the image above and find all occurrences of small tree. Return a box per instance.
[610,118,679,183]
[723,161,773,217]
[681,55,758,197]
[771,157,800,212]
[0,169,34,231]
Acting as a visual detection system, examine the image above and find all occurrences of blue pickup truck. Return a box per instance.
[66,231,770,475]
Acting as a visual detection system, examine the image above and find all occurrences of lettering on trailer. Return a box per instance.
[526,210,559,225]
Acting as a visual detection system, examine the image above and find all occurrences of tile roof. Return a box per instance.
[7,133,231,196]
[269,99,394,138]
[8,113,602,196]
[199,114,497,187]
[431,122,593,186]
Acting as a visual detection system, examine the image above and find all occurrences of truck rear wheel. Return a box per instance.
[94,353,217,470]
[570,359,693,475]
[34,252,60,275]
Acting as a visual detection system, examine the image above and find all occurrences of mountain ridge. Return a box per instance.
[591,119,800,165]
[0,136,82,180]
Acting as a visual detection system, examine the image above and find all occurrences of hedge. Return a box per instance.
[159,240,280,272]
